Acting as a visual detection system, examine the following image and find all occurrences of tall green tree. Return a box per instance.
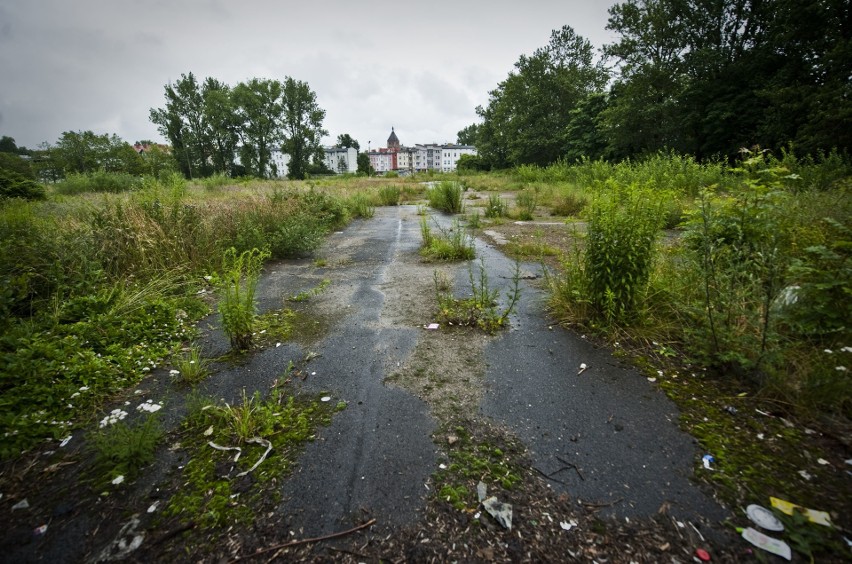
[150,72,212,179]
[476,25,608,168]
[456,124,479,146]
[233,78,285,178]
[336,133,359,150]
[203,78,240,175]
[356,152,373,175]
[280,77,327,180]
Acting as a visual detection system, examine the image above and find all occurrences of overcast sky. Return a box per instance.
[0,0,618,151]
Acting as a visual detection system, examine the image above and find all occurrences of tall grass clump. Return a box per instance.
[347,193,375,218]
[484,194,507,218]
[515,189,538,220]
[217,247,270,351]
[377,185,401,206]
[420,218,475,261]
[428,181,464,214]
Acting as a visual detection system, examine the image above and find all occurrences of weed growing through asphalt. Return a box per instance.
[378,185,401,206]
[91,413,163,486]
[420,218,475,261]
[288,279,331,302]
[171,344,210,386]
[348,193,375,218]
[435,259,522,333]
[465,210,482,229]
[428,181,464,214]
[515,189,538,220]
[164,388,342,529]
[218,247,270,351]
[485,194,507,218]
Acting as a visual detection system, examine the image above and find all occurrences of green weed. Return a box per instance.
[435,259,521,333]
[428,181,464,214]
[420,219,475,261]
[484,194,507,218]
[218,247,269,351]
[172,345,210,386]
[288,279,331,302]
[377,185,401,206]
[91,414,163,485]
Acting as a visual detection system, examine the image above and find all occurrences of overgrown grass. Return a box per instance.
[420,217,475,261]
[0,177,354,458]
[428,181,464,214]
[165,388,342,528]
[435,259,521,333]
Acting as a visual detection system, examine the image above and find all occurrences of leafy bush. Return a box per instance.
[218,247,270,350]
[585,183,665,323]
[0,168,45,201]
[428,181,464,214]
[269,213,328,258]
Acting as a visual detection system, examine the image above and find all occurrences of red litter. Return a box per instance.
[695,548,711,561]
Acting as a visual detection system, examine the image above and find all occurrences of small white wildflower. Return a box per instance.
[141,367,150,372]
[79,386,89,392]
[657,370,663,377]
[70,392,80,399]
[169,369,180,376]
[112,475,125,485]
[836,366,848,372]
[824,349,834,354]
[841,346,852,353]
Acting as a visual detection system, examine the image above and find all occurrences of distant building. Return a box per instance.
[365,128,476,174]
[270,149,290,178]
[323,147,358,174]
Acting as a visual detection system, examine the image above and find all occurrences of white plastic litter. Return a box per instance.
[235,438,273,478]
[59,436,72,447]
[741,527,791,560]
[425,323,439,330]
[746,504,784,532]
[560,520,578,531]
[477,481,487,503]
[321,396,331,402]
[12,499,29,510]
[112,475,125,485]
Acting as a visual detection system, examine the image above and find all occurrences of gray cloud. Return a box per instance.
[0,0,616,149]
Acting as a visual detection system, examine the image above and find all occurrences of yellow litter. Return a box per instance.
[769,497,833,527]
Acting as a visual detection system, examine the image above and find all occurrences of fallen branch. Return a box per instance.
[556,456,585,481]
[533,466,566,485]
[230,518,377,562]
[582,497,623,509]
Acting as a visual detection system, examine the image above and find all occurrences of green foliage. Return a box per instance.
[172,345,210,386]
[0,168,45,201]
[217,247,270,351]
[585,183,665,323]
[55,171,143,195]
[514,189,537,220]
[428,181,464,214]
[420,219,475,261]
[347,193,375,219]
[464,210,481,229]
[377,185,401,206]
[92,414,163,484]
[288,279,331,302]
[435,260,521,333]
[0,152,36,179]
[165,389,338,528]
[484,194,507,218]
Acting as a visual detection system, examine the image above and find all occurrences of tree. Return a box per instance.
[0,152,35,179]
[457,124,479,146]
[475,25,608,168]
[203,78,240,175]
[150,72,212,179]
[280,77,327,180]
[233,78,285,178]
[356,152,373,176]
[336,133,359,151]
[0,136,19,154]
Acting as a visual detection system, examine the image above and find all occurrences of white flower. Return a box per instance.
[841,346,852,354]
[836,366,848,372]
[824,349,833,354]
[112,475,125,485]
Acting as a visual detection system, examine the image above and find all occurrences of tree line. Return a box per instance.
[149,73,327,180]
[461,0,851,169]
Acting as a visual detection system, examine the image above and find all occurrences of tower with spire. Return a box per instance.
[387,127,400,151]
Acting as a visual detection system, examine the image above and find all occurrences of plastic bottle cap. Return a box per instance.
[695,548,711,561]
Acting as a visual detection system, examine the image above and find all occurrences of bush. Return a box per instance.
[347,193,375,219]
[0,168,45,200]
[585,183,665,323]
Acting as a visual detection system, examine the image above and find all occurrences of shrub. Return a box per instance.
[0,168,45,201]
[585,183,665,323]
[550,189,587,217]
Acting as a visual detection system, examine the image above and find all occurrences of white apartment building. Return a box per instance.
[270,149,290,178]
[440,144,477,172]
[323,147,358,174]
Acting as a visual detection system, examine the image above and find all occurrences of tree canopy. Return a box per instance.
[463,0,851,167]
[151,73,326,179]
